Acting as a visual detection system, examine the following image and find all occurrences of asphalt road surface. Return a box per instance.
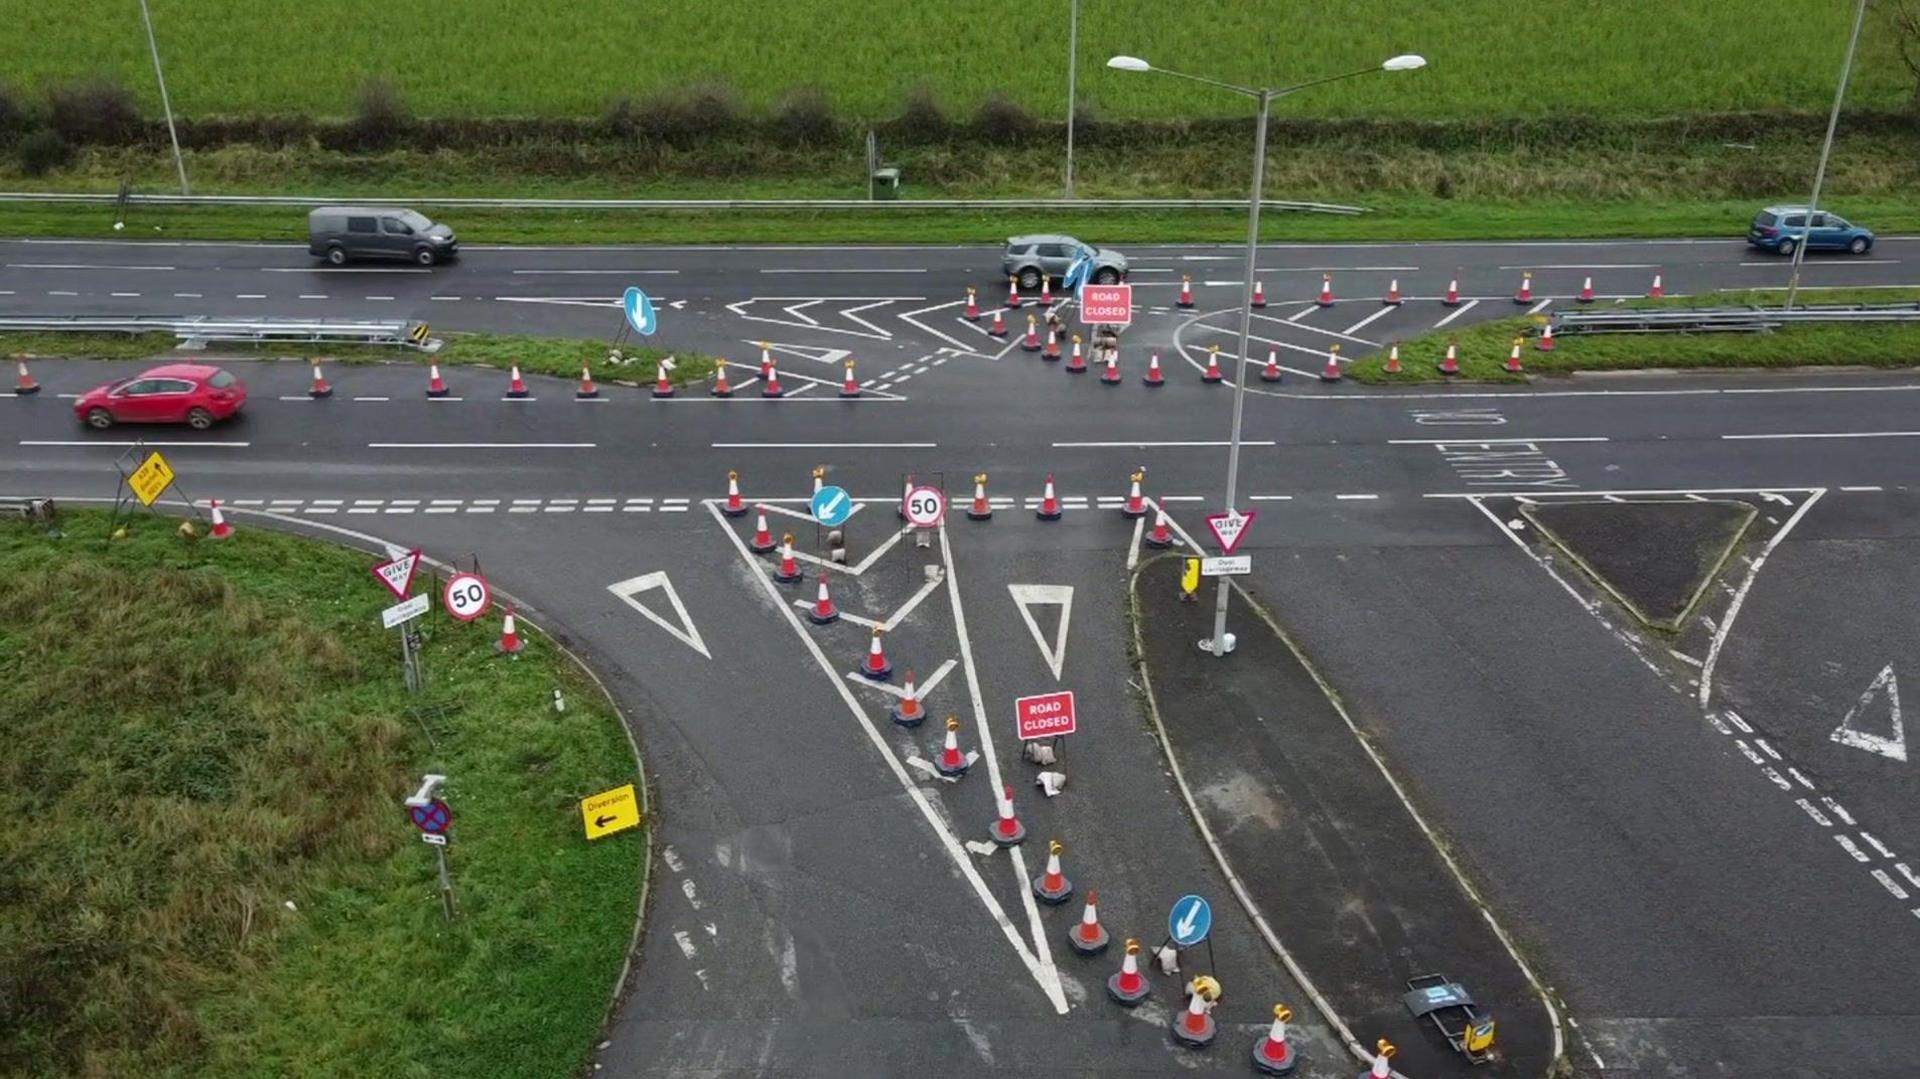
[6,235,1920,1076]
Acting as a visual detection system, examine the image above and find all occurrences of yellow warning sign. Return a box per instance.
[409,322,431,345]
[127,451,175,507]
[1181,558,1201,596]
[580,783,642,840]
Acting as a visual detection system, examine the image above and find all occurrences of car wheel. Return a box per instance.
[84,407,114,430]
[414,246,438,267]
[186,408,215,430]
[1849,236,1870,255]
[1017,267,1042,290]
[326,245,348,266]
[1094,268,1121,285]
[1777,238,1796,256]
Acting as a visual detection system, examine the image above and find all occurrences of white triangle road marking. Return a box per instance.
[1831,664,1905,762]
[1008,584,1073,682]
[607,571,711,659]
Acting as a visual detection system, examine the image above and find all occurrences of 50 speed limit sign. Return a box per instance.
[903,485,946,528]
[442,572,492,622]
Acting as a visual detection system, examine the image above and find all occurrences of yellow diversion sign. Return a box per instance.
[128,451,176,506]
[580,783,642,840]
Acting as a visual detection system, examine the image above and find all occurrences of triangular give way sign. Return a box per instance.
[372,549,422,599]
[1204,510,1257,555]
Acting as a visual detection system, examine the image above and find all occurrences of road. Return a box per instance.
[6,235,1920,1076]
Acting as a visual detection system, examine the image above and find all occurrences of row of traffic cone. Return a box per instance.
[1158,271,1669,308]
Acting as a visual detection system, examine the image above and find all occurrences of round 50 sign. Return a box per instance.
[443,572,492,622]
[904,485,946,528]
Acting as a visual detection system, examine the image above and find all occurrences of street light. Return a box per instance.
[1110,51,1425,657]
[1784,0,1868,309]
[138,0,190,195]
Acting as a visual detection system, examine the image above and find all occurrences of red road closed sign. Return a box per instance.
[1078,284,1132,327]
[1015,690,1077,740]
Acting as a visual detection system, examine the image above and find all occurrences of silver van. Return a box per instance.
[308,206,458,266]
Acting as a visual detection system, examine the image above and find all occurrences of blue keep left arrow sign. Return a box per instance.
[622,286,658,336]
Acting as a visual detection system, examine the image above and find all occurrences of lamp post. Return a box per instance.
[1108,52,1426,657]
[1065,0,1079,197]
[1784,0,1868,310]
[138,0,190,195]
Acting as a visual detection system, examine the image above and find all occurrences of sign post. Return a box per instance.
[404,774,456,920]
[374,549,428,693]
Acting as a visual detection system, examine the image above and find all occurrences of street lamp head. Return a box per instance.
[1381,54,1427,72]
[1107,55,1151,72]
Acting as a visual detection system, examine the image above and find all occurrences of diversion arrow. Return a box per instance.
[595,814,618,828]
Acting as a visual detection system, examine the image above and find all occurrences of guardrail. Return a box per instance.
[1553,303,1920,334]
[0,314,436,350]
[0,190,1367,215]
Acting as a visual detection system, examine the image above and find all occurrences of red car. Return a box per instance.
[74,363,247,430]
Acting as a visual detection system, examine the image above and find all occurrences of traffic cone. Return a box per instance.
[711,359,735,398]
[964,287,980,321]
[1044,327,1062,360]
[967,473,993,521]
[1317,273,1335,307]
[1122,469,1147,518]
[1514,271,1534,304]
[1251,280,1266,308]
[1067,889,1111,955]
[1384,342,1403,374]
[1443,277,1461,306]
[1648,273,1665,299]
[1384,278,1402,305]
[1577,275,1595,303]
[1145,505,1173,548]
[774,534,801,583]
[1106,939,1151,1006]
[575,362,598,399]
[426,363,449,398]
[308,359,333,398]
[1505,338,1525,374]
[860,628,893,681]
[1142,350,1165,387]
[898,473,914,521]
[988,309,1008,337]
[1202,345,1224,384]
[808,570,840,626]
[1170,978,1219,1048]
[759,343,774,381]
[935,716,971,776]
[496,606,525,655]
[652,360,675,398]
[13,358,39,396]
[1320,343,1343,383]
[1006,275,1022,309]
[1039,274,1053,306]
[1100,350,1121,384]
[505,363,528,399]
[749,506,777,553]
[1537,321,1557,351]
[722,470,748,517]
[840,360,860,398]
[762,359,784,398]
[989,784,1026,846]
[1365,1039,1397,1078]
[1177,275,1194,308]
[811,465,826,496]
[1065,335,1086,373]
[1438,339,1461,376]
[1031,839,1074,904]
[891,668,924,726]
[207,499,233,540]
[1035,473,1062,521]
[1022,314,1041,352]
[1250,1004,1298,1076]
[1260,348,1281,383]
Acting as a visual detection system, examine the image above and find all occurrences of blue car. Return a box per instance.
[1747,205,1874,256]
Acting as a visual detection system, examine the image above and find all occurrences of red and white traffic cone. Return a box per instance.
[1039,274,1053,306]
[935,716,972,777]
[891,668,924,726]
[812,466,827,496]
[1505,339,1525,374]
[1100,350,1121,384]
[13,358,39,396]
[1261,348,1282,383]
[1384,342,1403,374]
[990,784,1026,846]
[504,363,528,399]
[208,498,233,540]
[1122,469,1147,518]
[1317,273,1335,307]
[967,473,993,521]
[808,570,840,626]
[575,362,599,399]
[964,286,980,321]
[759,343,774,382]
[839,360,861,398]
[1031,839,1074,904]
[860,628,893,681]
[1006,275,1022,308]
[1142,350,1165,387]
[722,470,748,517]
[1145,505,1173,549]
[898,473,914,521]
[1202,346,1224,384]
[1022,315,1042,353]
[1065,335,1086,373]
[1250,1004,1298,1076]
[1043,326,1062,361]
[308,358,333,398]
[761,358,784,398]
[1648,272,1665,299]
[1365,1039,1397,1078]
[774,533,801,583]
[749,506,777,553]
[1439,339,1461,376]
[711,359,734,398]
[1320,343,1344,383]
[1177,275,1195,308]
[1537,321,1557,351]
[496,606,525,655]
[426,363,450,398]
[1106,938,1151,1006]
[1577,275,1595,303]
[1170,979,1218,1048]
[1384,278,1403,305]
[1067,889,1111,955]
[988,309,1008,337]
[1251,280,1266,308]
[1443,277,1462,307]
[1035,473,1063,521]
[652,360,675,398]
[1514,271,1534,304]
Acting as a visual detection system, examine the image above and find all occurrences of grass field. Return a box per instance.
[5,1,1911,121]
[0,511,646,1077]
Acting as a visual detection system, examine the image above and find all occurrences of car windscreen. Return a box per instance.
[1754,211,1778,227]
[399,210,434,231]
[208,370,237,389]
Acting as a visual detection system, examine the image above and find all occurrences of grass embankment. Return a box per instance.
[0,329,721,387]
[1346,287,1920,382]
[0,511,645,1078]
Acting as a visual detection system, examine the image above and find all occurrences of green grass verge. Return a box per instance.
[1346,287,1920,382]
[0,330,720,387]
[0,509,645,1078]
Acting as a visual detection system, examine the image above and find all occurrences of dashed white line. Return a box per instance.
[109,291,141,298]
[299,293,329,300]
[1796,798,1833,827]
[236,293,265,299]
[1723,431,1920,441]
[366,442,596,448]
[1871,869,1909,900]
[1335,493,1380,501]
[1862,832,1896,859]
[1836,834,1871,862]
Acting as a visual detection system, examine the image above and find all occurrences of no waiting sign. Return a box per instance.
[1015,690,1077,740]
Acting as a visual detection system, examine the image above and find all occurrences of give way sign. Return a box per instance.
[1204,510,1257,555]
[372,549,422,599]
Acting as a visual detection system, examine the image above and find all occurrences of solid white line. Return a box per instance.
[365,442,595,448]
[760,268,927,273]
[1390,436,1609,445]
[261,266,427,273]
[20,439,249,447]
[1053,440,1276,448]
[1699,489,1825,708]
[510,268,678,275]
[1432,298,1479,328]
[1340,305,1396,337]
[1427,485,1818,499]
[1722,431,1920,441]
[1335,494,1379,500]
[882,571,947,631]
[1528,298,1553,314]
[1127,514,1146,571]
[712,441,936,449]
[1738,259,1898,267]
[1497,263,1658,270]
[7,262,174,271]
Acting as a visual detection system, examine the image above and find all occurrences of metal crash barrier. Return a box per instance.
[1554,302,1920,335]
[0,315,437,351]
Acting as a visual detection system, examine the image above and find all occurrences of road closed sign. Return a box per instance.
[1078,284,1132,326]
[1015,690,1077,740]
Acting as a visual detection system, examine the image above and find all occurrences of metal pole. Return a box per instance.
[1065,0,1078,198]
[1785,0,1868,309]
[435,844,455,921]
[138,0,190,196]
[1207,88,1271,657]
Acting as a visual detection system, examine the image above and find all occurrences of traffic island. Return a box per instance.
[1129,554,1559,1077]
[1521,498,1755,631]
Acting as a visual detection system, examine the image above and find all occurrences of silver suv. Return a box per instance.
[1001,235,1128,289]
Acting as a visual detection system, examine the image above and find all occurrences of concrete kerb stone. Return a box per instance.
[1517,498,1757,633]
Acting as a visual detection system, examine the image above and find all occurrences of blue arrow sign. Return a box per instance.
[810,485,853,527]
[1063,251,1092,293]
[622,286,659,336]
[1168,894,1212,947]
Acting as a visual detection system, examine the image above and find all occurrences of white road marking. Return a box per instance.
[1335,494,1379,500]
[1528,298,1553,314]
[1007,584,1074,681]
[1830,664,1904,762]
[20,439,249,447]
[606,571,710,659]
[1432,298,1480,327]
[1738,259,1899,267]
[1723,431,1920,441]
[712,441,936,449]
[236,293,266,299]
[1871,869,1909,900]
[1250,495,1294,501]
[1340,306,1396,336]
[1836,835,1871,862]
[1126,514,1146,571]
[262,266,428,273]
[431,295,461,301]
[109,291,141,297]
[1390,437,1608,445]
[8,262,174,270]
[881,570,948,631]
[511,268,678,275]
[1497,263,1659,270]
[366,442,595,449]
[760,267,927,273]
[48,290,77,296]
[298,293,328,300]
[1052,440,1276,448]
[1862,832,1896,859]
[174,292,202,298]
[1824,798,1857,826]
[1796,798,1833,827]
[351,395,389,402]
[366,295,396,301]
